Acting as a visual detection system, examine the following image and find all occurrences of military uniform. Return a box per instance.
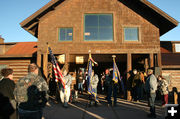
[14,72,49,119]
[89,74,99,106]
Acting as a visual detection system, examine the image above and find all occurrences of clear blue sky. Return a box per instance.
[0,0,179,42]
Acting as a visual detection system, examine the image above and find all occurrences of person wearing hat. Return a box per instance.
[145,69,158,118]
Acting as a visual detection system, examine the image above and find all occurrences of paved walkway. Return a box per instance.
[42,95,165,119]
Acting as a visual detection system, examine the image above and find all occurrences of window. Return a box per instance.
[59,28,73,41]
[175,44,180,52]
[124,27,139,41]
[84,14,113,41]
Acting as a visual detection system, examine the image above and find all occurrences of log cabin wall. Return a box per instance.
[0,59,31,82]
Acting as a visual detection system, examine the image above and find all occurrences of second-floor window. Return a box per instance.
[124,27,139,41]
[59,28,73,41]
[84,14,113,41]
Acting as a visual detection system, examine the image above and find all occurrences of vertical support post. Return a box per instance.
[37,51,41,68]
[157,52,162,74]
[65,53,70,72]
[127,53,132,101]
[144,58,149,73]
[150,53,154,68]
[43,53,48,78]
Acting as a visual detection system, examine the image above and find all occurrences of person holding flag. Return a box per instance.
[48,46,72,108]
[59,69,72,108]
[87,50,99,107]
[106,55,124,107]
[88,70,99,107]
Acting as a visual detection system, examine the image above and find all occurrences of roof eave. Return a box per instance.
[20,0,179,37]
[0,54,33,58]
[140,0,179,26]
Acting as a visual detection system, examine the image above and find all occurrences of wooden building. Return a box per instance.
[0,37,37,82]
[20,0,178,77]
[19,0,179,97]
[161,41,180,92]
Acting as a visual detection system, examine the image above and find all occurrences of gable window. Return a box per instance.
[124,27,139,41]
[84,14,113,41]
[59,28,73,41]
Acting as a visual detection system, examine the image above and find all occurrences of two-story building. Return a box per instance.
[19,0,178,98]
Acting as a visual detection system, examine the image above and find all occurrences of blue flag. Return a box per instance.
[113,60,125,92]
[87,59,98,102]
[113,61,119,84]
[87,60,92,92]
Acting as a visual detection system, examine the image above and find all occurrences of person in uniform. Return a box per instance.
[14,63,49,119]
[89,70,99,107]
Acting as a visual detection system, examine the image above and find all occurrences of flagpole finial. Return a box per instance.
[112,55,116,58]
[88,50,91,53]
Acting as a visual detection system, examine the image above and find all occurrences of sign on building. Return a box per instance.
[76,56,84,64]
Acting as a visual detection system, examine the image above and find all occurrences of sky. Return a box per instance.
[0,0,179,43]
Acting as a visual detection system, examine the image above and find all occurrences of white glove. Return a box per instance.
[65,85,68,89]
[55,79,58,82]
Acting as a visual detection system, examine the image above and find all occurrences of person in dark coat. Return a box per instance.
[105,68,118,107]
[0,68,16,119]
[131,69,141,101]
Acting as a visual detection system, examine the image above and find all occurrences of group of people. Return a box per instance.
[128,69,169,118]
[0,63,170,119]
[0,63,49,119]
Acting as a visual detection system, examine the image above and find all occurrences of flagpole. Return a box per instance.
[112,55,116,62]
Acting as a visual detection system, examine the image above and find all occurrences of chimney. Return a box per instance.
[0,35,4,43]
[0,36,5,55]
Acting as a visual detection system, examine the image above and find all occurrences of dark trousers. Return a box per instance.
[18,109,42,119]
[147,93,156,116]
[132,86,140,101]
[107,85,118,105]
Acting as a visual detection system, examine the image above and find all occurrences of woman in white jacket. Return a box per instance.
[60,70,72,108]
[158,75,169,106]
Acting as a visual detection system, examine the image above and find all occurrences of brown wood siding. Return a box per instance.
[162,70,180,92]
[0,59,30,82]
[37,0,160,55]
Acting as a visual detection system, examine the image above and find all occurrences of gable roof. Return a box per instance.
[20,0,178,37]
[0,42,37,57]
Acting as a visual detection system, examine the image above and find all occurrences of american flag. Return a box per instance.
[48,47,65,88]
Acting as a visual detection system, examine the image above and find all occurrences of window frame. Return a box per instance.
[122,26,141,43]
[83,14,114,41]
[58,27,73,42]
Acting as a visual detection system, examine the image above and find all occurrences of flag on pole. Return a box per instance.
[48,47,65,88]
[87,55,98,102]
[113,58,125,92]
[112,60,119,84]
